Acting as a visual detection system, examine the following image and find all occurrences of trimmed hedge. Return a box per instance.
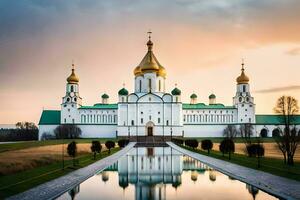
[246,144,265,157]
[201,139,213,154]
[185,139,199,149]
[118,139,129,148]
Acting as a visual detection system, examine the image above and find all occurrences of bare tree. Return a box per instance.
[239,123,254,145]
[223,125,238,139]
[273,96,300,165]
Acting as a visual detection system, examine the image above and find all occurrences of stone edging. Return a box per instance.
[8,142,136,200]
[167,142,300,200]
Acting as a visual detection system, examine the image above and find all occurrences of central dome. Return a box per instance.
[134,36,166,78]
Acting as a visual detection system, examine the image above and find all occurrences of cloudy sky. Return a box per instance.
[0,0,300,124]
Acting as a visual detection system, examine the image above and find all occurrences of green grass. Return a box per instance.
[0,148,120,199]
[185,137,276,143]
[0,138,118,153]
[179,144,300,181]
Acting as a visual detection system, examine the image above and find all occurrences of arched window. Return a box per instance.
[159,80,161,92]
[148,79,152,92]
[81,115,86,123]
[243,85,246,92]
[70,85,74,92]
[139,80,142,92]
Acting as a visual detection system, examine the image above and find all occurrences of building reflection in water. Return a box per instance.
[111,147,212,200]
[65,147,272,200]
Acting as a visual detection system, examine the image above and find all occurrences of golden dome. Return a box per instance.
[134,34,167,78]
[134,66,142,76]
[157,66,166,78]
[67,64,79,84]
[236,63,249,84]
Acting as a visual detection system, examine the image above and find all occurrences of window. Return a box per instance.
[131,120,134,126]
[141,111,143,114]
[66,97,70,102]
[70,85,74,92]
[149,115,152,120]
[141,118,143,124]
[243,85,246,92]
[158,118,161,124]
[64,118,66,123]
[68,109,70,112]
[158,111,160,114]
[148,79,152,92]
[166,120,169,126]
[159,80,161,91]
[139,80,142,92]
[72,119,74,123]
[74,98,77,102]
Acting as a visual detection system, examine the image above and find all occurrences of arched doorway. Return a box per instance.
[145,121,154,136]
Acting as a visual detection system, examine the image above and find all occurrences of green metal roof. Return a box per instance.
[183,103,235,109]
[190,93,197,99]
[79,103,118,109]
[255,115,300,125]
[171,87,181,95]
[209,94,216,99]
[39,110,60,125]
[101,93,109,99]
[118,88,129,96]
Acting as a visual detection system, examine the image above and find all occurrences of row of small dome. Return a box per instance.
[98,87,216,100]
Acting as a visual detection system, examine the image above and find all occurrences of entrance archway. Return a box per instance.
[145,121,154,136]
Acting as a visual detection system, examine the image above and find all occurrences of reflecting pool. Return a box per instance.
[58,147,278,200]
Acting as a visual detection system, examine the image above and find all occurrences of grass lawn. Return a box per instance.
[0,138,117,153]
[180,145,300,181]
[0,148,120,199]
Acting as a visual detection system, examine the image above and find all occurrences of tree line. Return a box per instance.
[0,122,38,142]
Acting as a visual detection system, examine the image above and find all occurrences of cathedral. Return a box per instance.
[38,35,300,140]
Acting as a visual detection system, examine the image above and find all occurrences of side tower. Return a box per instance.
[233,62,255,124]
[61,64,82,124]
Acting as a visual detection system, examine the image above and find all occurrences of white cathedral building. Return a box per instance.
[38,36,300,140]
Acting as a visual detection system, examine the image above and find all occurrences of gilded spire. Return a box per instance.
[236,60,249,84]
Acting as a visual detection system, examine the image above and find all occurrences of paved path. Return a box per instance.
[8,142,136,200]
[167,142,300,200]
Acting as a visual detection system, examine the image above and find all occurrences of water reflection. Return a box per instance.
[59,147,277,200]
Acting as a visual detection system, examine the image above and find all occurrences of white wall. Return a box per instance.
[183,125,228,137]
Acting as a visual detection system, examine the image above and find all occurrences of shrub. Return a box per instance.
[67,141,77,166]
[172,138,184,145]
[91,141,102,160]
[118,139,129,148]
[185,139,198,149]
[105,141,115,153]
[54,124,82,139]
[219,139,235,159]
[201,140,213,154]
[246,144,265,157]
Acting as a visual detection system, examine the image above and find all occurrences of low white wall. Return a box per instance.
[183,125,227,137]
[39,125,59,140]
[78,125,117,138]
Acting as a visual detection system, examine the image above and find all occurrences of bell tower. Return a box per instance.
[61,63,82,124]
[233,61,255,124]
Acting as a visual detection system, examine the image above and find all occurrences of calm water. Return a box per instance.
[58,147,278,200]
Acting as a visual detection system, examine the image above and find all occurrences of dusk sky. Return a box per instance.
[0,0,300,124]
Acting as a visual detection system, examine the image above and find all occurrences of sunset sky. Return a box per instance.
[0,0,300,124]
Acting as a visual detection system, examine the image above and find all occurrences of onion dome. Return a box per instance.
[67,64,79,84]
[209,94,216,99]
[236,62,249,84]
[134,66,142,76]
[134,33,166,78]
[171,87,181,95]
[118,88,128,96]
[101,93,109,99]
[190,93,197,99]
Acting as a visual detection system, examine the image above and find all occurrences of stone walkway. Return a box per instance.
[8,142,136,200]
[167,142,300,200]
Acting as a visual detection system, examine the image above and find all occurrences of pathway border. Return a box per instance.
[167,142,300,200]
[8,142,136,200]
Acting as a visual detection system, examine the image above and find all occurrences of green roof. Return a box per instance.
[183,103,235,109]
[190,93,197,99]
[79,103,118,109]
[209,94,216,99]
[118,88,129,96]
[101,93,109,99]
[39,110,60,125]
[171,87,181,95]
[255,115,300,125]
